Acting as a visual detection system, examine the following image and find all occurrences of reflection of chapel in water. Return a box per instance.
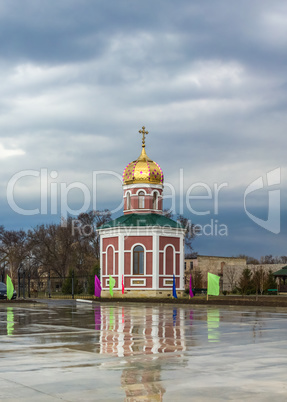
[97,305,186,356]
[95,304,186,400]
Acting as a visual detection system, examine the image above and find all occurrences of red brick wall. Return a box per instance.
[159,237,180,251]
[146,252,153,275]
[103,237,118,250]
[125,236,153,250]
[165,246,174,275]
[107,246,114,275]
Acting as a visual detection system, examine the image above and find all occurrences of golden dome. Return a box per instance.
[123,127,163,185]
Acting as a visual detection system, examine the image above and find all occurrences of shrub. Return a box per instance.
[265,269,277,290]
[238,268,254,295]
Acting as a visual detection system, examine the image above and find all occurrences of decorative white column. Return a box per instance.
[118,233,125,289]
[152,233,159,290]
[100,234,103,286]
[180,234,185,290]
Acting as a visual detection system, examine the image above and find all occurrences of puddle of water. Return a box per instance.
[1,303,287,400]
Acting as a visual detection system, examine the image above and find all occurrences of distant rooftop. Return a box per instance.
[185,255,246,260]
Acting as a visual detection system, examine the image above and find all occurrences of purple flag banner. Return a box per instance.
[189,275,194,298]
[94,275,102,298]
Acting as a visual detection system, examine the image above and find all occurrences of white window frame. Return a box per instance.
[138,191,145,209]
[163,244,176,275]
[131,243,146,275]
[106,245,115,276]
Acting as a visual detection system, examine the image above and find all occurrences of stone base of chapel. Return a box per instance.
[100,289,185,298]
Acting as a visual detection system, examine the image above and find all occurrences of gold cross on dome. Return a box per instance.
[139,126,149,147]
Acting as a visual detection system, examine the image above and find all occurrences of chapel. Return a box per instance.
[98,126,186,297]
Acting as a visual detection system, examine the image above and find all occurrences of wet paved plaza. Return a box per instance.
[1,301,287,401]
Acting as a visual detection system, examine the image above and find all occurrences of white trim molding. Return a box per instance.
[105,277,111,287]
[131,278,146,286]
[123,183,163,190]
[163,244,176,275]
[180,235,185,290]
[99,226,186,237]
[153,233,159,290]
[136,188,147,196]
[152,190,160,210]
[118,234,124,283]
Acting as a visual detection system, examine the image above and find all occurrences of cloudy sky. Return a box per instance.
[0,0,286,258]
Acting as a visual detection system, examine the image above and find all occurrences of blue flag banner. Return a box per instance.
[173,274,178,299]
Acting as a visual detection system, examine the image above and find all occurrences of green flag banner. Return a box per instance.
[6,275,14,300]
[109,275,116,297]
[207,273,220,296]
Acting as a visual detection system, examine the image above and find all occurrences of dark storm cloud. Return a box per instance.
[0,0,285,71]
[0,0,286,258]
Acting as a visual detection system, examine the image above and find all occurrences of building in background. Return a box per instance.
[185,255,247,291]
[185,255,285,293]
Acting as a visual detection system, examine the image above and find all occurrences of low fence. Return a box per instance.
[16,272,98,299]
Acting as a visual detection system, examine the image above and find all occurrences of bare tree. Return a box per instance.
[176,214,197,254]
[0,227,29,282]
[260,255,275,264]
[253,267,260,301]
[225,266,237,292]
[193,270,202,288]
[77,209,112,260]
[28,211,111,280]
[162,212,198,254]
[259,267,266,295]
[252,266,266,300]
[28,219,76,279]
[235,254,259,264]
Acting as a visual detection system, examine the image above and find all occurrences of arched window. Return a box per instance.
[138,191,145,209]
[133,245,144,275]
[126,192,131,210]
[165,246,174,275]
[107,246,114,275]
[153,192,158,209]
